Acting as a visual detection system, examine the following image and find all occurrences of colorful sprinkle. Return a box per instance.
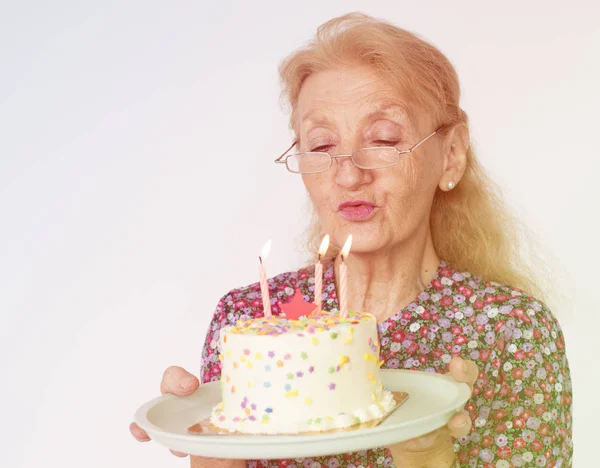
[243,349,250,355]
[330,332,338,339]
[329,383,336,390]
[304,397,312,405]
[364,353,378,363]
[300,351,308,360]
[226,310,369,336]
[264,364,271,372]
[284,383,291,391]
[268,351,275,358]
[286,372,294,379]
[265,407,273,413]
[255,353,262,360]
[328,366,335,374]
[276,360,284,368]
[311,337,319,345]
[284,353,292,360]
[285,390,298,397]
[296,371,304,378]
[264,381,271,388]
[308,366,315,373]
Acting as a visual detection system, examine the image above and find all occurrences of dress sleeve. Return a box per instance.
[456,302,573,467]
[199,293,236,384]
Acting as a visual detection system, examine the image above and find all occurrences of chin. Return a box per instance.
[331,224,392,254]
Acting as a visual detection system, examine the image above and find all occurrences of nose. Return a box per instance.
[333,154,372,190]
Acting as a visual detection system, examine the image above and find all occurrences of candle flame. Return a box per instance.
[318,235,330,257]
[340,234,352,260]
[260,239,272,261]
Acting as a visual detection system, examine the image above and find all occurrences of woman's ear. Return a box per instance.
[438,123,469,191]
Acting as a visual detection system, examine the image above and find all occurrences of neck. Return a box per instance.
[334,226,440,322]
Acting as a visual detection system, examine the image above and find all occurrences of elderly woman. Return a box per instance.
[130,13,573,468]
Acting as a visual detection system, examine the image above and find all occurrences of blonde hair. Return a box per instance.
[279,12,546,299]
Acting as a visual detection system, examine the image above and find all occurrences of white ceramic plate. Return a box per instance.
[134,369,470,459]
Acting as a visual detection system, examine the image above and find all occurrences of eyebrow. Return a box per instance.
[363,102,414,127]
[301,102,413,128]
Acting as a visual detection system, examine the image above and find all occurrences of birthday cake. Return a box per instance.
[210,296,395,434]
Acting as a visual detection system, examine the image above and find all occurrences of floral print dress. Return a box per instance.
[200,262,573,467]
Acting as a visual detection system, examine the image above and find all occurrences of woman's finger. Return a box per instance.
[170,449,188,457]
[129,422,151,442]
[448,357,478,388]
[160,366,200,396]
[447,410,472,438]
[395,427,446,451]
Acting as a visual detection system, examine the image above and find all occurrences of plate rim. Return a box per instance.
[134,369,471,445]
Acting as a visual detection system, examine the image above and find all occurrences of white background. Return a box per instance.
[1,1,598,466]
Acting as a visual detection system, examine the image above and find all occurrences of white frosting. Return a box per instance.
[210,310,395,434]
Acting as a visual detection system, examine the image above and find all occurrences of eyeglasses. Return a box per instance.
[274,126,444,174]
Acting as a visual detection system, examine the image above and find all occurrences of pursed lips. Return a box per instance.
[337,199,378,221]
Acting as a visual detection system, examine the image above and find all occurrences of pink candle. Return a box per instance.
[339,235,352,318]
[259,240,272,318]
[339,261,348,318]
[314,235,330,310]
[315,261,323,309]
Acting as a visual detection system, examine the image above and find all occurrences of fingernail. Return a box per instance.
[179,376,195,390]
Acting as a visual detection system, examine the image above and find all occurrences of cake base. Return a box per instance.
[188,391,409,436]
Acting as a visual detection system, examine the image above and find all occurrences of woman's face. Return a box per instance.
[296,65,462,255]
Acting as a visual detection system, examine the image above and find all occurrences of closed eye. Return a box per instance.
[310,145,333,153]
[372,140,400,147]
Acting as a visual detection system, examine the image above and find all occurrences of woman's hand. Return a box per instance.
[129,366,244,468]
[387,356,478,468]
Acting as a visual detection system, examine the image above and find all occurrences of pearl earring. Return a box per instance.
[447,181,455,190]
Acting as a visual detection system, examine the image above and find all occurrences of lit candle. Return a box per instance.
[259,240,272,318]
[339,235,352,318]
[314,234,330,311]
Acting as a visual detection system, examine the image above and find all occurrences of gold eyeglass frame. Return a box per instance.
[274,126,446,174]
